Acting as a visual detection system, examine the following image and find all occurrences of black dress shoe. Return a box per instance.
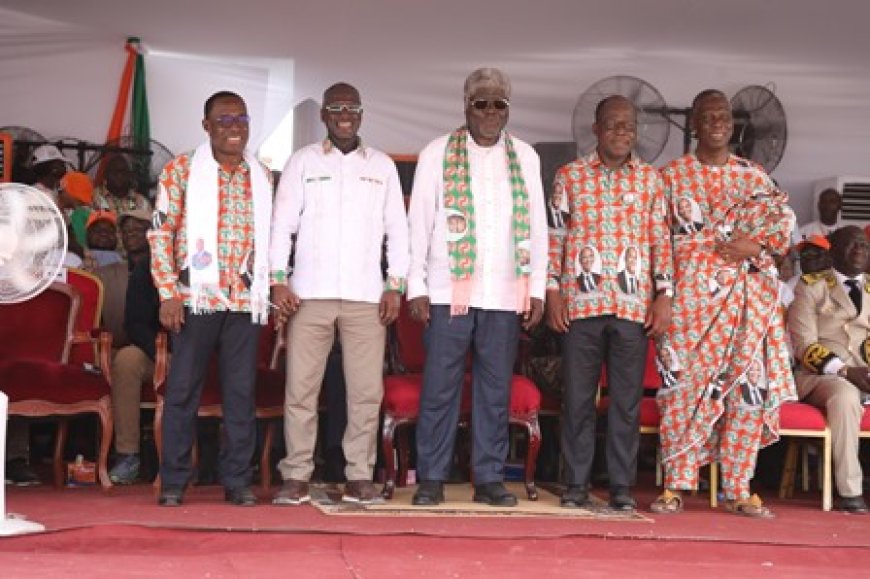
[473,482,518,507]
[158,486,184,507]
[560,484,591,508]
[609,487,637,511]
[225,486,257,506]
[839,495,868,514]
[412,481,444,506]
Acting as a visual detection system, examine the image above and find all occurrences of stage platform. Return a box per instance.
[2,481,869,577]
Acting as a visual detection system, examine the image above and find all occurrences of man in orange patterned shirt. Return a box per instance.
[148,91,273,507]
[546,95,673,511]
[651,89,795,518]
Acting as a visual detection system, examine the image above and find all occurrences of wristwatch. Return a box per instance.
[656,288,673,298]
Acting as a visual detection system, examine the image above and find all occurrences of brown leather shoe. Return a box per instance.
[342,480,384,504]
[272,479,310,505]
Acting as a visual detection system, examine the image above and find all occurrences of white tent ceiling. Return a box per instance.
[1,0,869,220]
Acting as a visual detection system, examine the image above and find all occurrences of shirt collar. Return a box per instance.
[322,137,368,159]
[585,149,638,170]
[833,269,863,287]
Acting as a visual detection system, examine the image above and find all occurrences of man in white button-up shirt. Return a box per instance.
[269,82,410,506]
[407,68,548,508]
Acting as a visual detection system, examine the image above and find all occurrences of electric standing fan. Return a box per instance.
[0,182,66,535]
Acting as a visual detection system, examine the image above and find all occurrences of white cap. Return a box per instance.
[30,144,71,167]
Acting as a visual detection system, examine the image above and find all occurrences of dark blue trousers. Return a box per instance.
[561,315,647,489]
[159,310,260,490]
[416,306,519,485]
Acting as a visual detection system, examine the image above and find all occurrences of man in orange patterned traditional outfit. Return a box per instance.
[149,91,273,507]
[651,89,796,518]
[546,95,673,511]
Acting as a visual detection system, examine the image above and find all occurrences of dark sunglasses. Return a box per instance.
[213,114,250,128]
[470,98,510,111]
[323,104,363,114]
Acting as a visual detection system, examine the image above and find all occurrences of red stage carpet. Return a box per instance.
[1,483,869,577]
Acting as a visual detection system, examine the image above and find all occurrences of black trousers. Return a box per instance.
[416,306,519,485]
[561,315,647,489]
[159,310,260,489]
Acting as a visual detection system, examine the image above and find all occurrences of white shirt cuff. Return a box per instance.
[822,357,846,375]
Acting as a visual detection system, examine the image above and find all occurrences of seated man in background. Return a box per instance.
[794,188,842,244]
[84,210,123,268]
[94,209,153,346]
[92,155,151,215]
[788,225,870,514]
[107,235,159,484]
[88,208,154,484]
[783,235,832,308]
[29,144,71,203]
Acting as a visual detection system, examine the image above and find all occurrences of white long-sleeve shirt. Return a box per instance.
[407,132,548,310]
[269,140,409,304]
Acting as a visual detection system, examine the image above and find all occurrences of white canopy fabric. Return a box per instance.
[1,0,869,222]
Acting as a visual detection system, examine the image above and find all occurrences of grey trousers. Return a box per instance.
[561,315,647,489]
[416,306,520,485]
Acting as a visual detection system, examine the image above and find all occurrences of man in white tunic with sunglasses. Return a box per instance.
[270,82,409,506]
[407,68,548,507]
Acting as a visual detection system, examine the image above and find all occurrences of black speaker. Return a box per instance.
[533,142,577,201]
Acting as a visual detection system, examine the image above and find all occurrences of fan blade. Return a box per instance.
[6,258,41,294]
[4,189,26,225]
[17,221,61,253]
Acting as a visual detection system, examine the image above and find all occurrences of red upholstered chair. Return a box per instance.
[152,321,287,492]
[381,299,542,500]
[65,268,105,367]
[0,281,114,490]
[777,401,833,511]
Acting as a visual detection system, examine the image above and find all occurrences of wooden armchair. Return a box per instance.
[0,280,114,490]
[152,321,287,492]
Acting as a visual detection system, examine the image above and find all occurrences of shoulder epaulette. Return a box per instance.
[800,271,835,288]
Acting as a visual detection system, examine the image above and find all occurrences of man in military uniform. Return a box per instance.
[788,225,870,514]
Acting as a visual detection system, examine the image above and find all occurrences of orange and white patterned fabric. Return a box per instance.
[547,151,673,324]
[656,153,797,499]
[149,152,268,312]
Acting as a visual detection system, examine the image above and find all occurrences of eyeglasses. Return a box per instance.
[213,114,250,128]
[323,104,363,114]
[470,98,510,111]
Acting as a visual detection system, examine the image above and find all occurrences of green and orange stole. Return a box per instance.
[442,126,531,315]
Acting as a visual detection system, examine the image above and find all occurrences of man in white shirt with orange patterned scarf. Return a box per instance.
[407,68,548,507]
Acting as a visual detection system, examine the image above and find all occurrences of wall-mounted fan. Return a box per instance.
[0,126,47,184]
[572,75,671,163]
[84,136,174,201]
[0,182,61,535]
[729,84,788,173]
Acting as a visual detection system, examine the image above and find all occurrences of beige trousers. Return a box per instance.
[797,373,865,498]
[111,345,154,454]
[277,300,384,482]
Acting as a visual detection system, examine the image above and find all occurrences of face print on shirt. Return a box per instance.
[739,357,768,406]
[673,196,704,235]
[446,209,469,242]
[576,244,602,294]
[617,245,641,296]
